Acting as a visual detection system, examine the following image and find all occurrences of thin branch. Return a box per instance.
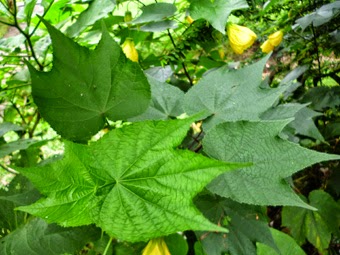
[0,163,18,174]
[10,101,27,125]
[0,19,14,26]
[29,111,40,138]
[29,0,55,37]
[167,29,193,85]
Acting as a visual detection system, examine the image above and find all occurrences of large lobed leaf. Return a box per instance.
[27,20,150,141]
[16,117,247,242]
[203,120,340,208]
[184,55,290,131]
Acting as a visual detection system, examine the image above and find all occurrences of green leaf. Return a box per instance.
[16,117,247,242]
[0,139,46,158]
[66,0,116,38]
[184,55,289,131]
[0,175,40,234]
[256,228,306,255]
[282,190,340,253]
[165,233,189,255]
[0,122,23,137]
[195,195,277,255]
[132,3,177,24]
[301,86,340,111]
[140,20,178,32]
[0,218,100,255]
[129,75,184,121]
[203,120,340,208]
[28,20,150,141]
[189,0,248,33]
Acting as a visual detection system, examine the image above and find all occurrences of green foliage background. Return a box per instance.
[0,0,339,254]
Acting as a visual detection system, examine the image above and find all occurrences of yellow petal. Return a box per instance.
[142,238,171,255]
[268,31,283,47]
[260,39,275,53]
[186,15,194,24]
[121,38,138,62]
[227,24,257,54]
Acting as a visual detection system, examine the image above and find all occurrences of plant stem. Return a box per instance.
[103,237,113,255]
[167,29,193,86]
[0,163,18,174]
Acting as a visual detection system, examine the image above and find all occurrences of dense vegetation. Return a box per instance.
[0,0,339,254]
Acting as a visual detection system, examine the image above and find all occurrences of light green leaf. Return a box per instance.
[0,218,100,255]
[66,0,116,37]
[282,190,340,253]
[28,20,150,141]
[196,195,277,255]
[189,0,248,33]
[184,55,289,131]
[203,120,340,208]
[16,117,247,242]
[256,228,306,255]
[129,75,184,121]
[132,3,177,24]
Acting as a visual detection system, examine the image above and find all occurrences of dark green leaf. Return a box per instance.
[203,120,340,208]
[0,139,45,158]
[0,218,100,255]
[196,195,277,255]
[282,190,340,253]
[16,117,247,242]
[189,0,248,33]
[165,233,189,255]
[28,20,150,141]
[140,20,178,32]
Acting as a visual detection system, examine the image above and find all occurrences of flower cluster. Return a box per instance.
[226,23,283,55]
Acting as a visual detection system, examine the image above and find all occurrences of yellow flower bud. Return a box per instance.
[124,11,133,23]
[260,39,275,53]
[142,238,171,255]
[227,23,257,54]
[268,31,283,47]
[121,38,138,62]
[186,15,194,24]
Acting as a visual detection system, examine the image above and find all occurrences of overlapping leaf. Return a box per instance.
[189,0,248,33]
[203,120,340,208]
[282,190,340,253]
[195,195,277,255]
[28,20,150,141]
[184,55,290,131]
[16,117,247,242]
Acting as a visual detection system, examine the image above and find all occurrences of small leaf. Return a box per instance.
[16,117,247,242]
[256,228,306,255]
[132,3,177,24]
[203,120,340,208]
[0,122,23,137]
[0,139,46,158]
[129,75,184,121]
[28,20,150,141]
[66,0,116,37]
[189,0,248,33]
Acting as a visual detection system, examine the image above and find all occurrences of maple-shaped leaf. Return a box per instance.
[203,120,340,208]
[16,117,247,242]
[184,55,290,131]
[27,20,150,141]
[189,0,248,33]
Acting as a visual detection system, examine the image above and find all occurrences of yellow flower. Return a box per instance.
[227,23,257,54]
[268,31,283,46]
[142,238,171,255]
[121,38,138,62]
[260,31,283,53]
[186,15,194,24]
[260,39,275,53]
